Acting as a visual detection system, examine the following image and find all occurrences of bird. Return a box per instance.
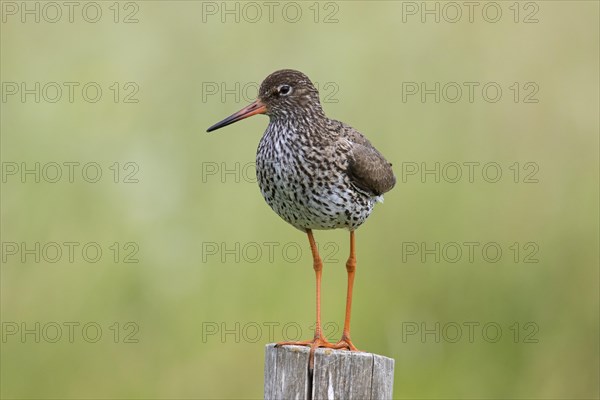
[207,69,395,368]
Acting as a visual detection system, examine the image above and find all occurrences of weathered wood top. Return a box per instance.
[264,344,395,400]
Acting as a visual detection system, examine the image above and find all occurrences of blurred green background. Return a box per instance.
[1,1,598,399]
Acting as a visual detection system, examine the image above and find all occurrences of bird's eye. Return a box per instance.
[278,85,292,96]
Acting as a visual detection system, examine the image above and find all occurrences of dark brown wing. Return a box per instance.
[342,124,396,196]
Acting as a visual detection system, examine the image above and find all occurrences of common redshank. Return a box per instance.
[207,69,396,367]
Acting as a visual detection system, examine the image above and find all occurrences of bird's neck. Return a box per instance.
[266,113,332,145]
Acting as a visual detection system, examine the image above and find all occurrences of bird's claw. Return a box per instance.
[276,335,335,370]
[276,335,360,370]
[331,335,360,352]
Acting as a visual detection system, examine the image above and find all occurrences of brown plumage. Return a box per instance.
[344,122,395,196]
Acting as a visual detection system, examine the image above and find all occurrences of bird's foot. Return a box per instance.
[331,335,360,351]
[276,334,360,370]
[275,335,336,371]
[275,335,334,351]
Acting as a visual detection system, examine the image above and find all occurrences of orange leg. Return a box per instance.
[276,229,335,368]
[330,230,359,351]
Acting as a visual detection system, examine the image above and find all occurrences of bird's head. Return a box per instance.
[207,69,324,133]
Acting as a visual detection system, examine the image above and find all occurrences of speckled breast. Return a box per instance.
[255,125,376,232]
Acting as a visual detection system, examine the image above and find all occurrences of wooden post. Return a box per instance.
[264,344,395,399]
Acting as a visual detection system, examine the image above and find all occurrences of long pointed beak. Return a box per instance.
[206,99,267,132]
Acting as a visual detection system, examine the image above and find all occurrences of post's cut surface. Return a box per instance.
[264,344,395,400]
